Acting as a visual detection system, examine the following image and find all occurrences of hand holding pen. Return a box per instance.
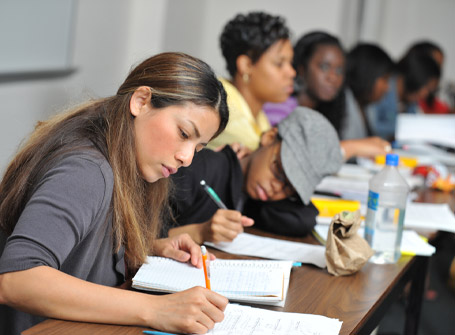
[144,238,227,334]
[200,180,228,209]
[201,245,211,290]
[200,180,254,243]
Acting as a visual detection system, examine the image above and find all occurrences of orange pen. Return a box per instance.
[201,245,211,290]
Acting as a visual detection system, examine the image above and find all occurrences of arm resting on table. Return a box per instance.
[0,266,227,334]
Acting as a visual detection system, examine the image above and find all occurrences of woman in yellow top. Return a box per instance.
[208,11,295,151]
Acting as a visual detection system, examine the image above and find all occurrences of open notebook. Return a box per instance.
[132,257,293,306]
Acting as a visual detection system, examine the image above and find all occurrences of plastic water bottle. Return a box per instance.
[364,154,409,264]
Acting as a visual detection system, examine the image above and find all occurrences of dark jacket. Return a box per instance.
[168,146,318,237]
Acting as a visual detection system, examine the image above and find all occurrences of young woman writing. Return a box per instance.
[0,52,229,335]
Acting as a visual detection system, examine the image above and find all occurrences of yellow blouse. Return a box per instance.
[208,78,271,151]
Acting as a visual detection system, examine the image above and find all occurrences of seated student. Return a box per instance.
[207,11,295,151]
[405,40,452,114]
[367,49,441,140]
[167,107,343,242]
[0,52,229,335]
[264,32,391,160]
[344,43,395,139]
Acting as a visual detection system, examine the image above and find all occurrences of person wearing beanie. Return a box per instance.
[167,107,342,242]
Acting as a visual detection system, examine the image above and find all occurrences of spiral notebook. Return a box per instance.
[132,256,293,306]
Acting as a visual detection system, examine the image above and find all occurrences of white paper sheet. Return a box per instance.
[404,202,455,233]
[314,225,436,256]
[315,176,369,203]
[206,304,343,335]
[396,114,455,149]
[336,163,374,180]
[205,232,326,268]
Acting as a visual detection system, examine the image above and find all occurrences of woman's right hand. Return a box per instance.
[201,209,254,243]
[147,286,228,334]
[341,137,391,160]
[0,266,224,333]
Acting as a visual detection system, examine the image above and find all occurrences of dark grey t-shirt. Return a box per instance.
[0,150,125,335]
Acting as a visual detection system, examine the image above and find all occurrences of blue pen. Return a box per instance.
[200,180,227,209]
[293,262,302,267]
[143,331,179,335]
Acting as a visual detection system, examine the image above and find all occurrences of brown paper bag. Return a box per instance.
[325,210,374,276]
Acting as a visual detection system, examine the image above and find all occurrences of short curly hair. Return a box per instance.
[220,11,290,77]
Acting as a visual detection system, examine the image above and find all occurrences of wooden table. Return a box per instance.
[22,188,454,335]
[211,230,427,335]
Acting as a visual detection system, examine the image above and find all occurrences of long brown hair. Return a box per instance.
[0,52,228,270]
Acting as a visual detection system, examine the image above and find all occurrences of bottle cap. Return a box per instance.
[385,153,399,166]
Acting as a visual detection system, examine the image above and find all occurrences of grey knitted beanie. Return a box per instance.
[278,106,342,204]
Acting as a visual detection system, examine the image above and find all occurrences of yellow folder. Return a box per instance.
[311,197,361,217]
[375,155,418,168]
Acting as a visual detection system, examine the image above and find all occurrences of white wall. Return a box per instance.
[360,0,455,82]
[124,0,168,74]
[381,0,455,82]
[0,0,166,172]
[0,0,453,172]
[161,0,345,77]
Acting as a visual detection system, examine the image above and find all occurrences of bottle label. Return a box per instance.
[365,191,379,240]
[367,190,379,210]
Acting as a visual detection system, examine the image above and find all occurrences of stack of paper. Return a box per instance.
[393,143,455,166]
[315,164,424,204]
[132,257,293,306]
[315,175,369,203]
[205,303,342,335]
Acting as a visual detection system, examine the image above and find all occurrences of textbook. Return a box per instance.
[132,257,293,306]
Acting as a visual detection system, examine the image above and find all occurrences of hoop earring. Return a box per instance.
[242,73,250,84]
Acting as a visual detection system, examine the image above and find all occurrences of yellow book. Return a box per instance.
[311,197,361,217]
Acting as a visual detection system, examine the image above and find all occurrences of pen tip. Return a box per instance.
[200,180,206,185]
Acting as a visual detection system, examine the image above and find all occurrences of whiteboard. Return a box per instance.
[0,0,76,75]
